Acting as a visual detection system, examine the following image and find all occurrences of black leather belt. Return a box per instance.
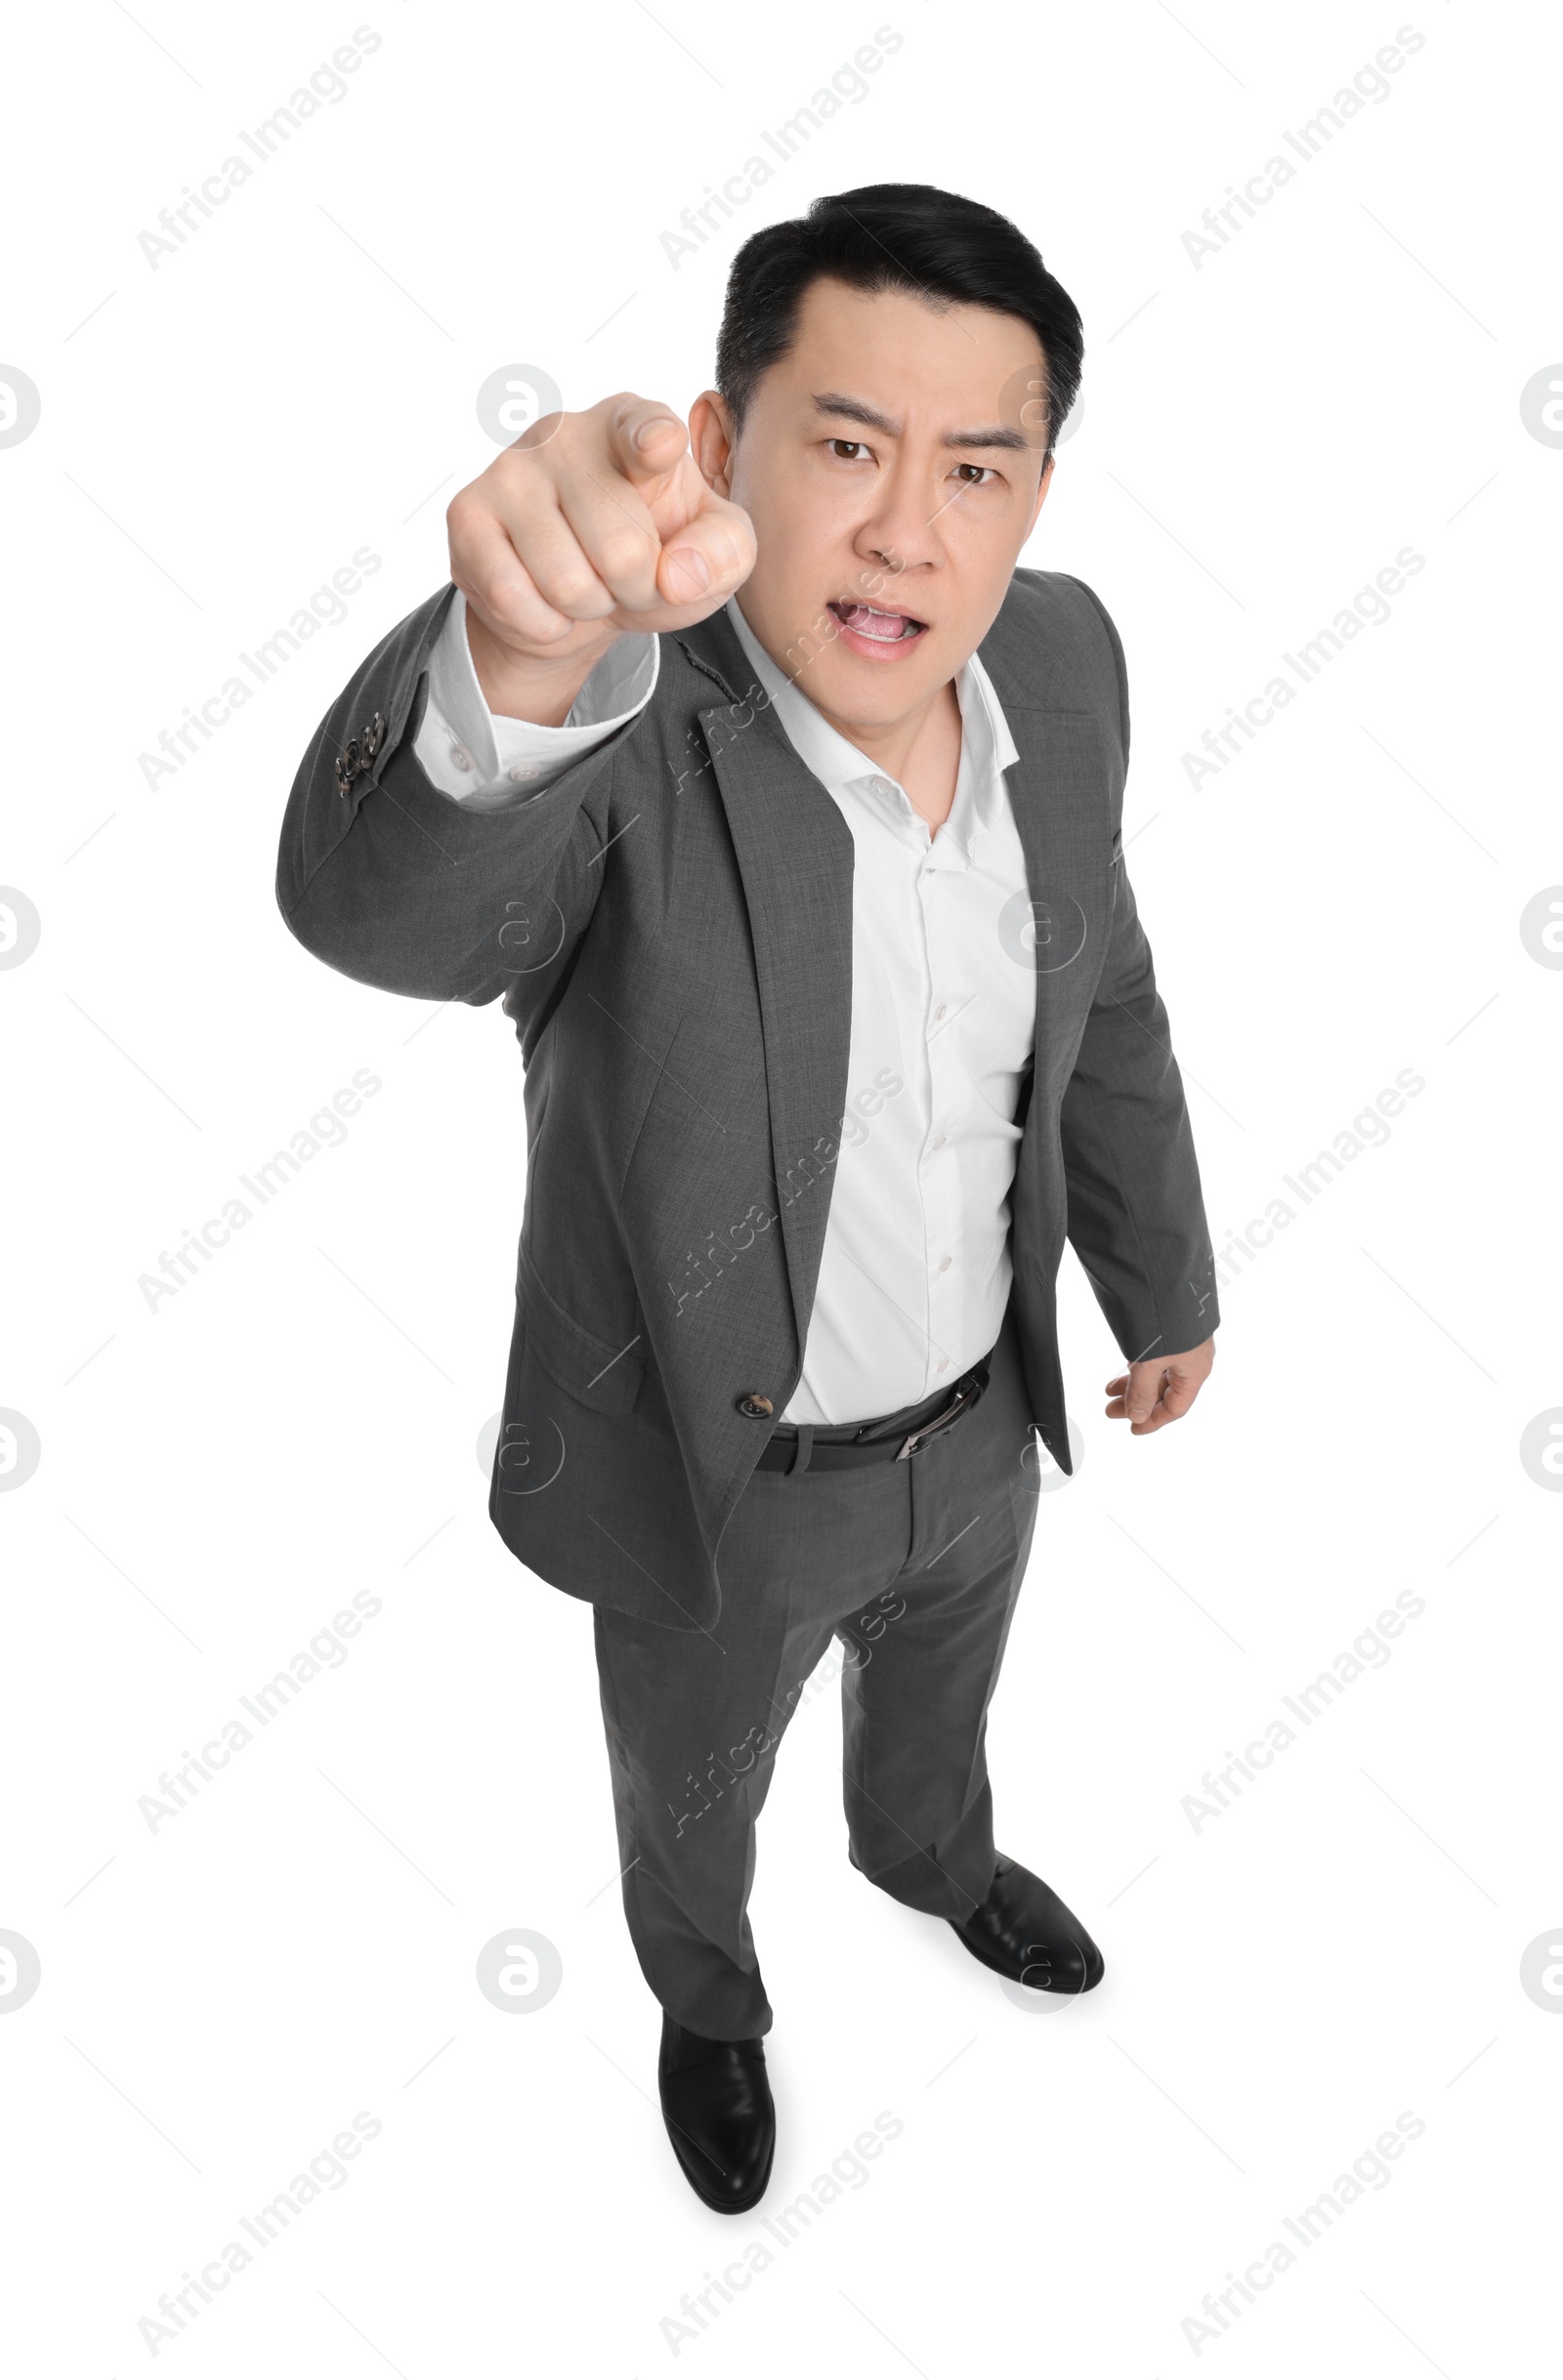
[754,1360,991,1476]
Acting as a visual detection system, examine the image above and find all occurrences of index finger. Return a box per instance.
[605,397,691,485]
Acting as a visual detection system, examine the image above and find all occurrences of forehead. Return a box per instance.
[767,275,1046,424]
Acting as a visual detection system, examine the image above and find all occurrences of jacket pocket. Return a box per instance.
[516,1241,646,1415]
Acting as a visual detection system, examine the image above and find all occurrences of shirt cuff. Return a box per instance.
[412,588,659,807]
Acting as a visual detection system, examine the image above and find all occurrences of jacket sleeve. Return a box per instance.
[275,586,626,1012]
[1058,580,1220,1361]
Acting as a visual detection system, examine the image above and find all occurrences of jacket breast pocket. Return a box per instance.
[516,1241,646,1416]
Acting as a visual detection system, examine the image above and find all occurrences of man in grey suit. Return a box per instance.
[277,184,1218,2212]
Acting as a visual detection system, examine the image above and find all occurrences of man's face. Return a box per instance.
[697,276,1055,731]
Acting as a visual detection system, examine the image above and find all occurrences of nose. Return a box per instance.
[853,451,943,584]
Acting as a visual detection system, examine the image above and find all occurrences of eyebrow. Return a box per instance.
[811,392,1030,452]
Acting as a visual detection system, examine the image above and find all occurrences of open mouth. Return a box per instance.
[827,599,928,649]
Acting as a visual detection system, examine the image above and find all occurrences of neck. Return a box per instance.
[807,677,937,773]
[818,677,964,832]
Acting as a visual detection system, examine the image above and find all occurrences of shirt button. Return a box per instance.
[937,1358,950,1374]
[930,1133,947,1151]
[933,1003,947,1021]
[449,743,475,772]
[507,763,537,783]
[937,1256,951,1273]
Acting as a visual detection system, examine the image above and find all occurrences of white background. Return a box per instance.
[3,0,1559,2370]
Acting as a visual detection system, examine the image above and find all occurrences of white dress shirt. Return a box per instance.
[415,593,1036,1425]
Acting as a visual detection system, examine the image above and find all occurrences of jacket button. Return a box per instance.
[737,1393,774,1419]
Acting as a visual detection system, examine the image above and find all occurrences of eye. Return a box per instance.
[952,462,998,486]
[827,438,872,462]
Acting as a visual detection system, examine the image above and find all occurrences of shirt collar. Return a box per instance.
[723,594,1018,845]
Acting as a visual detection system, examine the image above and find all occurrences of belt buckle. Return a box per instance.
[894,1369,983,1462]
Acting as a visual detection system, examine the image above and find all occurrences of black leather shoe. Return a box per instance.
[950,1855,1105,1997]
[657,2015,776,2212]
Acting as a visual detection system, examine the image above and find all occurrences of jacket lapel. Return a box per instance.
[995,704,1116,1090]
[675,610,856,1364]
[976,595,1117,1078]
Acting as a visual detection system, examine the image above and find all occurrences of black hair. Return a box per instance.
[715,183,1083,455]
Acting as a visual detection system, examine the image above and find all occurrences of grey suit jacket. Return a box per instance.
[276,570,1218,1631]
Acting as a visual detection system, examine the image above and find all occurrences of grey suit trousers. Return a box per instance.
[592,1311,1041,2038]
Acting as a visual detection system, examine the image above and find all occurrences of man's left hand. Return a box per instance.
[1104,1339,1215,1437]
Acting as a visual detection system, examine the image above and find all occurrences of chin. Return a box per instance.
[817,637,946,717]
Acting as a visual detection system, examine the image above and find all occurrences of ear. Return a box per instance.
[689,389,737,497]
[1027,450,1056,535]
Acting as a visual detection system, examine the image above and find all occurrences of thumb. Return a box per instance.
[655,485,756,609]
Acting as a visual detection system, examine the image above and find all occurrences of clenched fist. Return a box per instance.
[446,394,757,724]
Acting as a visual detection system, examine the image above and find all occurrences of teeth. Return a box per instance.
[835,603,921,641]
